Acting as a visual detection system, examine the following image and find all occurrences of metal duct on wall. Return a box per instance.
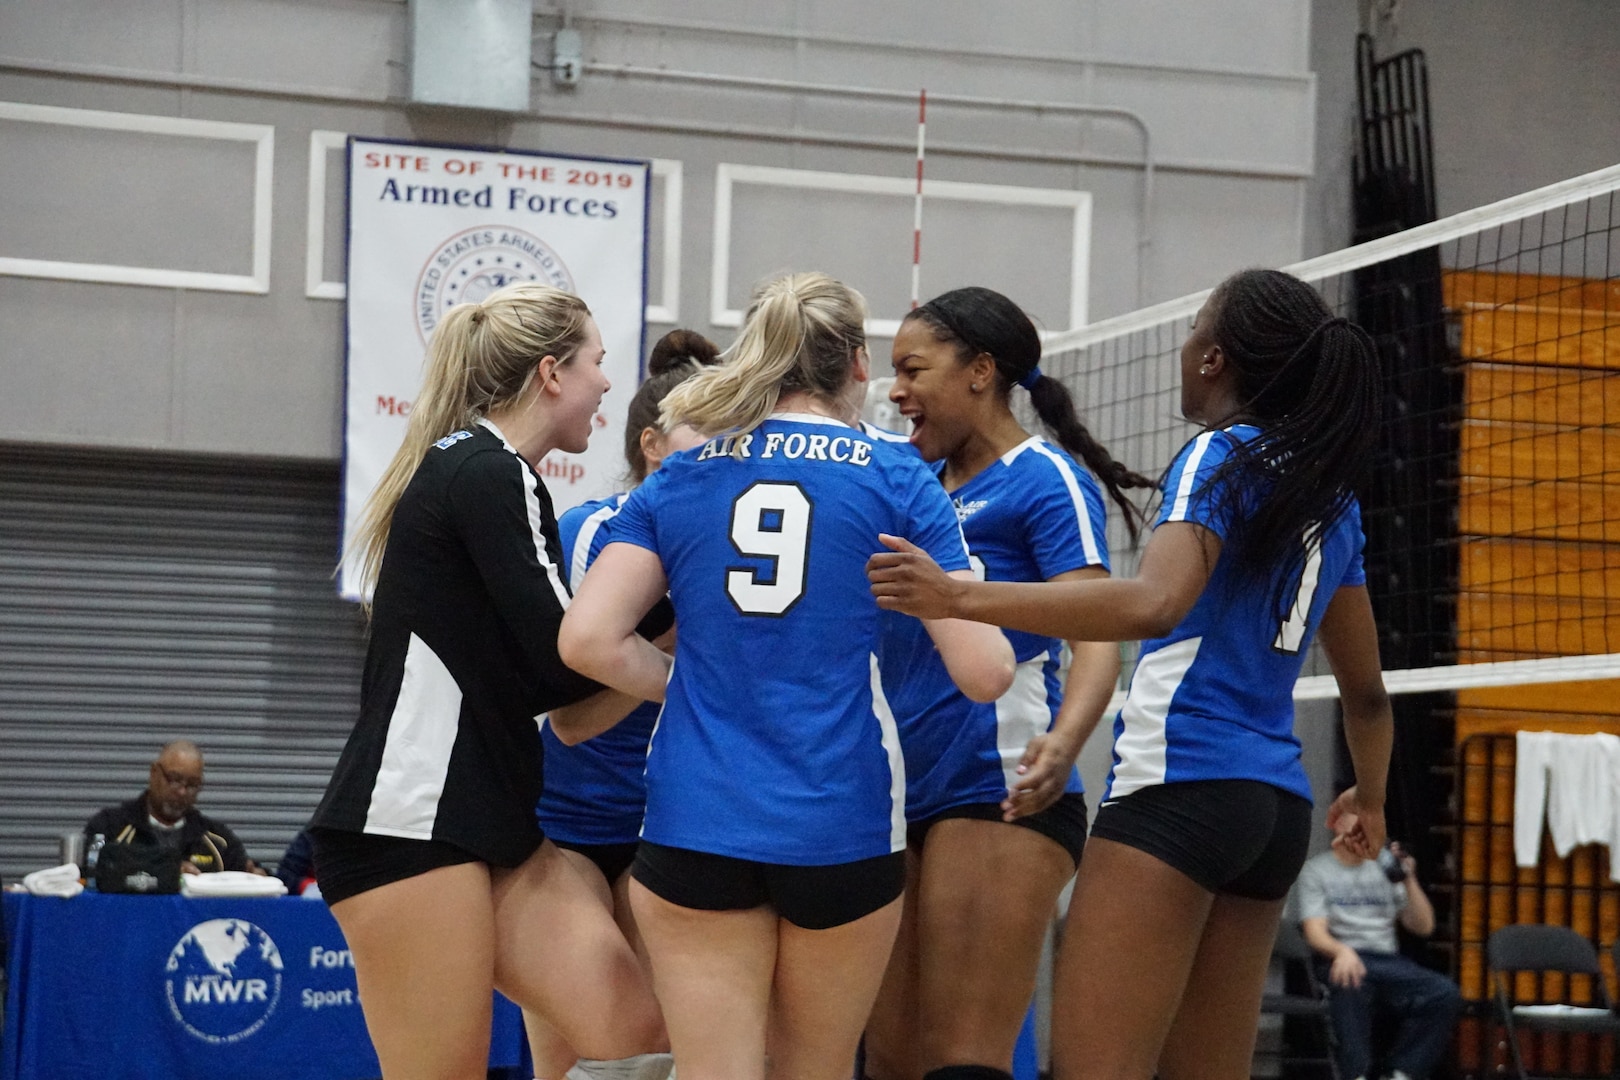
[409,0,532,113]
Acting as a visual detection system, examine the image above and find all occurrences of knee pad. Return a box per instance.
[567,1054,674,1080]
[924,1066,1014,1080]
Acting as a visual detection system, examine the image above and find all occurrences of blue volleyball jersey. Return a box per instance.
[537,493,659,846]
[876,437,1111,820]
[608,414,972,864]
[1104,424,1367,804]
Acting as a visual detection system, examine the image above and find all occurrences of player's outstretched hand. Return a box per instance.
[1327,784,1386,860]
[868,534,964,621]
[1002,730,1078,821]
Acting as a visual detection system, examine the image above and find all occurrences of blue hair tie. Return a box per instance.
[1017,366,1043,391]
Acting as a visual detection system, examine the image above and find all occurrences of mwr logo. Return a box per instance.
[165,919,284,1044]
[416,226,574,342]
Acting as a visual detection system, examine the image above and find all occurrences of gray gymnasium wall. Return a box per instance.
[1304,0,1620,257]
[0,1,1379,877]
[0,0,1319,460]
[1390,0,1620,219]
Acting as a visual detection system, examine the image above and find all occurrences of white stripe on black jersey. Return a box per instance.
[314,424,601,865]
[365,632,463,838]
[478,418,572,609]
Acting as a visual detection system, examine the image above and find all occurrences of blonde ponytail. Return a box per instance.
[660,272,866,437]
[346,282,592,602]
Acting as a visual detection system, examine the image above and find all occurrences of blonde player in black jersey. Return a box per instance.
[311,283,664,1080]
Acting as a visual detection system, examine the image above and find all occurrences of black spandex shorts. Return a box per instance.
[632,841,906,930]
[553,839,640,884]
[1088,779,1312,901]
[906,792,1088,866]
[311,827,485,905]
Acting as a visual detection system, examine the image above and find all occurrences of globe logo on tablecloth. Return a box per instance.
[164,918,284,1044]
[415,226,575,343]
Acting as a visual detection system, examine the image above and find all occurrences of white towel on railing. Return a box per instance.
[180,871,287,898]
[1514,730,1620,876]
[22,863,83,898]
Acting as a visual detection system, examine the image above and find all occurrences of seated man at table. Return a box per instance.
[83,741,266,876]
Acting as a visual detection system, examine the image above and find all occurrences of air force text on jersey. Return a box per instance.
[695,430,876,466]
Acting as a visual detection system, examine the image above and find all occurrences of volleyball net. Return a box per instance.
[1040,163,1620,704]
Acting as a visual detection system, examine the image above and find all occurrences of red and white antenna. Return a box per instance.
[910,88,927,309]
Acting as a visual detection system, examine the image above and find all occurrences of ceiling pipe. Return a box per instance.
[580,61,1156,305]
[532,7,1312,88]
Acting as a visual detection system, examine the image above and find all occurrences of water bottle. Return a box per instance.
[86,833,105,872]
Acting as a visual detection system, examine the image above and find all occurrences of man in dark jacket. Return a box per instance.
[83,740,265,875]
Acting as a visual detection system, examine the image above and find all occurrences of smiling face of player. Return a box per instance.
[889,317,992,463]
[548,316,611,455]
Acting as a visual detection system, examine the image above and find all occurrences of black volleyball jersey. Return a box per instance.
[313,420,601,866]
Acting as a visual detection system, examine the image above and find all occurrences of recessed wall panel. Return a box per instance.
[717,165,1089,334]
[0,118,255,274]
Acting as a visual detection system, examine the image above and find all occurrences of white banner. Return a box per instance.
[342,137,649,598]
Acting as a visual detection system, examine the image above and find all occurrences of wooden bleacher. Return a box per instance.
[1447,268,1620,693]
[1446,269,1620,1076]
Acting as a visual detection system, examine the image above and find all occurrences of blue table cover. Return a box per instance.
[2,891,530,1080]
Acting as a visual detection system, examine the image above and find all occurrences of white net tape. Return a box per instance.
[1037,163,1620,703]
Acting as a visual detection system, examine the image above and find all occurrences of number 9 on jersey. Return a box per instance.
[727,482,814,616]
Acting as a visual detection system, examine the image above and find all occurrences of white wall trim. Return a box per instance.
[646,158,683,324]
[305,134,682,329]
[304,129,348,300]
[710,163,1091,338]
[0,101,273,294]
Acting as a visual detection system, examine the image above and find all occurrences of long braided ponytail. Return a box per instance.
[907,287,1153,540]
[1199,269,1382,594]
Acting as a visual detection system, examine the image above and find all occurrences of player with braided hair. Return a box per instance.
[868,268,1394,1080]
[864,287,1146,1080]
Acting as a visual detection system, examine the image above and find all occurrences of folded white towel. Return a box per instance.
[23,863,84,898]
[1512,1004,1615,1018]
[180,871,287,898]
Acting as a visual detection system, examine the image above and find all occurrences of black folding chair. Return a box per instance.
[1261,921,1340,1079]
[1487,924,1620,1080]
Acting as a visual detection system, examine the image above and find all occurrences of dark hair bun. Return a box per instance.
[648,329,721,376]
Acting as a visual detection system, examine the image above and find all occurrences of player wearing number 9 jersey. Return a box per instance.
[611,414,975,863]
[560,272,1015,1080]
[866,269,1395,1080]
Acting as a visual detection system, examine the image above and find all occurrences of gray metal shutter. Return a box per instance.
[0,441,366,882]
